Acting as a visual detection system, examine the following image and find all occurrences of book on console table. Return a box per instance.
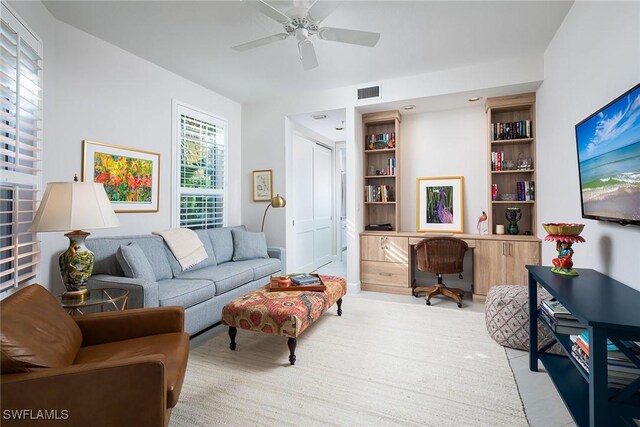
[268,274,327,292]
[539,309,585,335]
[541,299,576,320]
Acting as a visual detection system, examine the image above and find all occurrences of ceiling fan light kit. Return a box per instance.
[233,0,381,70]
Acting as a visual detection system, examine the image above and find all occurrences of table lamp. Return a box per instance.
[29,177,119,300]
[261,194,286,232]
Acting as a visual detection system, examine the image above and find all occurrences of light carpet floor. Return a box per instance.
[171,296,528,427]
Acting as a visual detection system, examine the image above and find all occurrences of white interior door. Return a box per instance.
[291,134,334,272]
[314,144,333,266]
[292,134,315,272]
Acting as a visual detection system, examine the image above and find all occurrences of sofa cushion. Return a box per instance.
[74,332,189,408]
[232,258,281,281]
[157,279,216,309]
[231,229,269,261]
[207,225,245,264]
[165,229,217,278]
[1,285,82,373]
[179,263,254,295]
[87,235,173,281]
[116,242,156,282]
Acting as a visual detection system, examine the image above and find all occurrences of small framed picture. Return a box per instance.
[252,170,273,201]
[416,176,464,233]
[83,140,160,212]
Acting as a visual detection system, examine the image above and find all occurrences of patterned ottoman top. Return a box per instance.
[222,275,346,338]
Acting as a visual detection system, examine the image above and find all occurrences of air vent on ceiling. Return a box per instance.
[357,85,381,101]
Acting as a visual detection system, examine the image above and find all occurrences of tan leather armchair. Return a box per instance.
[1,284,189,427]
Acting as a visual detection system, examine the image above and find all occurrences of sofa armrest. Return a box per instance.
[1,356,167,427]
[88,274,159,308]
[267,246,286,273]
[74,307,185,346]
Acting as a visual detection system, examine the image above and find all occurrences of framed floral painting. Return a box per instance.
[416,176,464,233]
[82,140,160,212]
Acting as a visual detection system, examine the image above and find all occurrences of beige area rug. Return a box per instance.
[171,296,528,427]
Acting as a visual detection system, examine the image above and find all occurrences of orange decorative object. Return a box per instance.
[278,278,291,287]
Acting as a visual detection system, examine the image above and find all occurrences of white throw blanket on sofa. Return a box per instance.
[153,228,208,270]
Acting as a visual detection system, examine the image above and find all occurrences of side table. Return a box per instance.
[59,287,129,315]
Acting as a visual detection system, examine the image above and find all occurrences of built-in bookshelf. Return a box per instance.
[486,93,537,235]
[362,110,401,231]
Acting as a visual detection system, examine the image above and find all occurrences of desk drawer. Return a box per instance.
[360,261,408,287]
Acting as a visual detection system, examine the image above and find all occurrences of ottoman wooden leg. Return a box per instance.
[288,337,297,365]
[337,298,343,316]
[229,326,237,351]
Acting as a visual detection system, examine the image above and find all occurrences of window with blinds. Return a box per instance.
[0,6,42,292]
[174,104,226,229]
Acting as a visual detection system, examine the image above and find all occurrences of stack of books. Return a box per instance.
[570,332,640,389]
[290,274,321,286]
[539,299,586,335]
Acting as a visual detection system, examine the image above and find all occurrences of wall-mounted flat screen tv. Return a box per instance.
[575,83,640,226]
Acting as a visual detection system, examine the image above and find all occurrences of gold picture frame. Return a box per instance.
[82,140,160,213]
[252,169,273,201]
[416,176,464,233]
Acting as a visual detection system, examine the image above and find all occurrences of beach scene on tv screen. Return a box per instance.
[577,85,640,221]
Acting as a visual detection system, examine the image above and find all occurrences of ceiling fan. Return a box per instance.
[233,0,381,70]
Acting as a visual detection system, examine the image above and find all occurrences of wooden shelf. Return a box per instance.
[491,138,533,145]
[486,93,537,236]
[363,110,401,230]
[491,169,534,174]
[364,148,396,154]
[492,200,536,204]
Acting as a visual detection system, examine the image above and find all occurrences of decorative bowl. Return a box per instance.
[542,223,585,236]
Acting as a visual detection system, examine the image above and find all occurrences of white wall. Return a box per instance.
[537,1,640,288]
[8,1,242,294]
[401,107,487,233]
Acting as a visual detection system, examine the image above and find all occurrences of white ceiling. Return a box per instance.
[43,1,573,104]
[290,108,346,141]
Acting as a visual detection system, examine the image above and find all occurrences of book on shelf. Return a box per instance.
[364,184,393,202]
[569,337,640,388]
[541,299,576,320]
[539,308,585,335]
[491,120,532,141]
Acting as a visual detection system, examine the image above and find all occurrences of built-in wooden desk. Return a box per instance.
[360,231,541,301]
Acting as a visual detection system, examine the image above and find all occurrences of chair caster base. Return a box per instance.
[426,300,431,306]
[457,303,463,308]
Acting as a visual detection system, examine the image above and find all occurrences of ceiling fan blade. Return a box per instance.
[298,40,318,71]
[232,33,289,52]
[307,0,340,23]
[244,0,290,25]
[318,27,380,47]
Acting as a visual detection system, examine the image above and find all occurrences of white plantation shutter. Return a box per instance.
[0,5,42,292]
[174,103,226,229]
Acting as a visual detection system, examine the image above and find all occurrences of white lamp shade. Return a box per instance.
[29,182,120,232]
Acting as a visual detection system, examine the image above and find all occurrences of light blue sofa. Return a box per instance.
[86,226,285,336]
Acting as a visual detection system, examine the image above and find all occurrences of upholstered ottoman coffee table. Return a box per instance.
[222,275,346,365]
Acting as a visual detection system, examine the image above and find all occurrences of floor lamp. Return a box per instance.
[261,194,286,232]
[29,178,119,300]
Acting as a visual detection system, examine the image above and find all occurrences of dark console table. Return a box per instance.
[527,266,640,427]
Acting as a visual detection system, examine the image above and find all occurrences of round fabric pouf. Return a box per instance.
[485,284,563,354]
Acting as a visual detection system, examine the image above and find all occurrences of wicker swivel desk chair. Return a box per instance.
[413,237,469,308]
